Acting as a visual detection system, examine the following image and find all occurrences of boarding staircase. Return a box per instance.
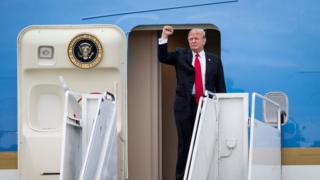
[59,87,283,180]
[59,77,117,180]
[183,92,282,180]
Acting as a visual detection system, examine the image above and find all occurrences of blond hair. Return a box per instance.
[188,28,206,39]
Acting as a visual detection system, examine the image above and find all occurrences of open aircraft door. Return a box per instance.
[18,25,127,180]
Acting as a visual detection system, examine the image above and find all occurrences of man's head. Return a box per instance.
[188,28,206,53]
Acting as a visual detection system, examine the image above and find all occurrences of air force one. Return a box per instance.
[0,0,320,180]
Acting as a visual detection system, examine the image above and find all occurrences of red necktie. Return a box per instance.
[194,53,203,104]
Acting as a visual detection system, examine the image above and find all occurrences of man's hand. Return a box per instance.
[161,25,174,39]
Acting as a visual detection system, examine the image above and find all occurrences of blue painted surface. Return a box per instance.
[0,132,17,152]
[0,0,320,151]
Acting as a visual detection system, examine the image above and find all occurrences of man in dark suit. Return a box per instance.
[158,25,226,180]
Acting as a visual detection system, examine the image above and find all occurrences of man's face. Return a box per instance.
[188,30,206,53]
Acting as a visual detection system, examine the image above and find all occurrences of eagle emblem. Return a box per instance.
[68,33,103,69]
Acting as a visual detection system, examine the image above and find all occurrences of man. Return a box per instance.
[158,25,226,180]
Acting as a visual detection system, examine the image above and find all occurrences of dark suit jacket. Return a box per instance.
[158,43,226,113]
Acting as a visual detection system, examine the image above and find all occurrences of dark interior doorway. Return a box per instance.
[127,24,220,180]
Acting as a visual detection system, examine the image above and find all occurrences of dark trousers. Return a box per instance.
[175,97,198,180]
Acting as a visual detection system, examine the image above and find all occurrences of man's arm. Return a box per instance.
[158,26,177,65]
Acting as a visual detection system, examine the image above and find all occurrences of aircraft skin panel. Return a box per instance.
[0,0,319,177]
[282,165,320,180]
[282,148,320,165]
[1,0,319,151]
[0,132,17,152]
[0,170,18,180]
[4,147,319,169]
[0,152,17,169]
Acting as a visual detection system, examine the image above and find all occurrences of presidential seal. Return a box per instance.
[68,33,103,69]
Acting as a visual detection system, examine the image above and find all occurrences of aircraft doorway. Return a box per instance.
[127,25,220,180]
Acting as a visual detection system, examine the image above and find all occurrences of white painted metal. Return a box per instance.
[217,93,249,180]
[0,170,18,180]
[59,92,104,180]
[79,96,117,180]
[282,165,320,180]
[249,120,281,180]
[184,93,249,180]
[18,25,126,180]
[184,96,218,180]
[248,93,281,180]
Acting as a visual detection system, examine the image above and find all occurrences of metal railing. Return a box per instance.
[248,92,281,180]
